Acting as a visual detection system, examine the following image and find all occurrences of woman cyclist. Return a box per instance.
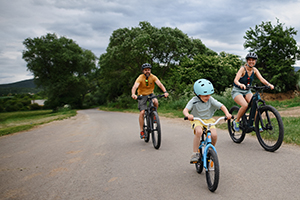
[231,52,274,132]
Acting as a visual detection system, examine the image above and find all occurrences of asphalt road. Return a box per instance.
[1,109,300,200]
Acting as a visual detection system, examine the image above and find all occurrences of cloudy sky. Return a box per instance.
[1,0,300,84]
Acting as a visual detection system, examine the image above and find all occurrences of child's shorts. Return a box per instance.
[190,118,216,134]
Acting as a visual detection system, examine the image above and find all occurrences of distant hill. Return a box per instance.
[0,79,36,88]
[294,66,300,72]
[0,79,42,95]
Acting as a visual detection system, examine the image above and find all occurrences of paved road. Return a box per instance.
[1,109,300,200]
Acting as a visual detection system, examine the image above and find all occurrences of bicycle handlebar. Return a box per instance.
[137,94,166,100]
[184,116,234,126]
[246,85,271,90]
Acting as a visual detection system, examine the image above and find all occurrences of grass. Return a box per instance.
[0,109,77,136]
[100,96,300,146]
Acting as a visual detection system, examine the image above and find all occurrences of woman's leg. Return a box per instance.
[234,93,252,121]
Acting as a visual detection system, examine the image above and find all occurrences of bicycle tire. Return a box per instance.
[151,111,161,149]
[143,111,150,143]
[255,105,284,152]
[205,148,219,192]
[228,106,246,143]
[195,148,203,174]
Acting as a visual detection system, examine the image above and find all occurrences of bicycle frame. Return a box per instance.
[194,117,225,170]
[242,86,268,133]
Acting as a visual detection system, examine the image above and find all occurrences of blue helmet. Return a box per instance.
[194,79,214,96]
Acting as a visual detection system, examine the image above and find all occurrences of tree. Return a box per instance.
[244,19,300,92]
[168,52,241,96]
[22,33,98,109]
[98,21,213,103]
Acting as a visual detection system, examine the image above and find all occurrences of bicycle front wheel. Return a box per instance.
[255,105,284,152]
[228,106,246,143]
[195,148,203,174]
[151,111,161,149]
[206,148,219,192]
[143,111,150,143]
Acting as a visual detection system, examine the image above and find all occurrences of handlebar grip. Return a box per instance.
[184,117,188,120]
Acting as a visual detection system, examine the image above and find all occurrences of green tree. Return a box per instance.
[98,21,213,103]
[168,52,241,96]
[22,33,98,109]
[244,19,300,92]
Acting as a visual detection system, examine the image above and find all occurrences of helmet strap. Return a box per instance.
[194,93,205,103]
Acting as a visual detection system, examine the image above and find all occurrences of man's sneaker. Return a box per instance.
[153,115,157,123]
[140,131,145,139]
[233,119,240,132]
[190,153,200,164]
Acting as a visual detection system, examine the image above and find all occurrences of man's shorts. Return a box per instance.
[231,86,252,100]
[190,118,216,134]
[138,94,157,111]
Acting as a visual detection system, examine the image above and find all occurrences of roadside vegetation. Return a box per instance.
[0,108,76,136]
[100,91,300,146]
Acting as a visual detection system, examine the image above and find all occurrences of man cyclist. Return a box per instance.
[131,63,169,139]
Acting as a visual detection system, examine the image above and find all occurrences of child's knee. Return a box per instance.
[194,127,203,137]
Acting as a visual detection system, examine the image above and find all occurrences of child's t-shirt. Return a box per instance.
[185,96,223,119]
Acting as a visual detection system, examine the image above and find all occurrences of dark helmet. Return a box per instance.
[194,79,214,96]
[141,63,152,70]
[246,52,258,60]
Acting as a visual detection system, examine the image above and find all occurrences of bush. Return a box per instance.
[29,103,43,110]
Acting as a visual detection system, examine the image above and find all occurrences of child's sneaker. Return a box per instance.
[190,153,200,164]
[140,131,145,139]
[233,119,240,132]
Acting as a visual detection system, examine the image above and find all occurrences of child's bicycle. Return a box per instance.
[137,94,165,149]
[184,116,231,192]
[228,85,284,152]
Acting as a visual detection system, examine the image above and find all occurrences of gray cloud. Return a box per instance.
[1,0,300,84]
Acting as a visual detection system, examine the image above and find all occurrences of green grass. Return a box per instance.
[0,109,77,136]
[100,95,300,146]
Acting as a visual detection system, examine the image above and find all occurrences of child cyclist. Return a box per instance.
[183,79,232,163]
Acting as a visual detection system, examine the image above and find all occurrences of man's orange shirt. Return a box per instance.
[135,74,158,96]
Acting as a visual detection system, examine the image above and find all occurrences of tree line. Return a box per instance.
[22,20,300,110]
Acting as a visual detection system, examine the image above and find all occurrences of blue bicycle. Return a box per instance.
[184,116,230,192]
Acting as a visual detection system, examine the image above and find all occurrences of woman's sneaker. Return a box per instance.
[233,119,240,132]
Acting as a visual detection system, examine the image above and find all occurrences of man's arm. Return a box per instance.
[155,79,169,97]
[131,82,140,99]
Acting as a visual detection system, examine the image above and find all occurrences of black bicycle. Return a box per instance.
[228,85,284,152]
[137,94,165,149]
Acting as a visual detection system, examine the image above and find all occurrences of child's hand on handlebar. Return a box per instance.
[186,114,194,121]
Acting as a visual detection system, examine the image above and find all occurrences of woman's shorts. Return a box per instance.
[231,86,252,100]
[190,118,216,134]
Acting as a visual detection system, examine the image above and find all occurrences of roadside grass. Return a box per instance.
[0,109,77,136]
[100,96,300,146]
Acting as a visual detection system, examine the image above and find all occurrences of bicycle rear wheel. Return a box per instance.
[151,111,161,149]
[205,148,219,192]
[143,111,150,143]
[228,106,246,143]
[255,105,284,152]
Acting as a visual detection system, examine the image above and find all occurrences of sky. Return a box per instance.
[1,0,300,84]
